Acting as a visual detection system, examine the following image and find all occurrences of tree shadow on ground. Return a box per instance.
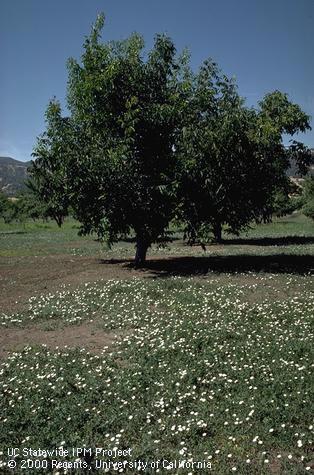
[222,236,314,246]
[121,236,182,243]
[94,236,181,243]
[0,231,28,235]
[101,254,314,276]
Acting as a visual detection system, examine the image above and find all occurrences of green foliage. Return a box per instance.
[272,190,300,217]
[30,100,71,227]
[34,15,187,264]
[258,90,310,136]
[176,77,311,242]
[32,14,312,259]
[303,199,314,220]
[302,176,314,220]
[0,191,9,216]
[0,189,51,224]
[15,191,49,222]
[0,193,19,224]
[176,61,260,242]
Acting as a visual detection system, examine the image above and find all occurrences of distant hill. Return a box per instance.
[0,157,32,196]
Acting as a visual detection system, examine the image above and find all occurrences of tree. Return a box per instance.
[30,100,71,227]
[33,14,312,260]
[36,14,184,265]
[14,191,49,222]
[272,190,300,217]
[176,62,312,243]
[176,60,256,242]
[0,192,18,224]
[0,192,9,217]
[302,176,314,220]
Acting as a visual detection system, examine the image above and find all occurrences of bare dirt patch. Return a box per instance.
[1,251,309,316]
[0,255,148,313]
[0,321,124,360]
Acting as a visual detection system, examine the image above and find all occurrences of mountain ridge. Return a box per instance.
[0,156,32,196]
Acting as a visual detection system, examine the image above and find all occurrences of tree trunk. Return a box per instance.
[54,214,64,228]
[213,222,222,243]
[135,236,149,267]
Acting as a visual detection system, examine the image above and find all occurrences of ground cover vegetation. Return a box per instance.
[28,14,312,265]
[0,213,313,260]
[0,213,313,473]
[0,274,313,473]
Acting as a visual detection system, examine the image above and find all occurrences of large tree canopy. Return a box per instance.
[175,61,312,243]
[63,14,184,265]
[31,14,312,262]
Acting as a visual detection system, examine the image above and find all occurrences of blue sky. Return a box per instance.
[1,0,313,162]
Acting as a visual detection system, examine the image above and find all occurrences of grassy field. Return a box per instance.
[0,213,314,259]
[0,213,313,473]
